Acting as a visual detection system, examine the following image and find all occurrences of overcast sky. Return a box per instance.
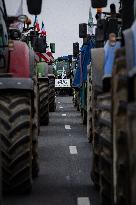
[5,0,119,58]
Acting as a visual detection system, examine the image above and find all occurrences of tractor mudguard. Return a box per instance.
[0,77,34,91]
[38,77,49,84]
[9,40,30,78]
[48,74,55,78]
[37,62,48,77]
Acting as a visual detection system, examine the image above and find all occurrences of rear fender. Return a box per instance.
[0,77,34,92]
[38,77,49,85]
[48,74,55,79]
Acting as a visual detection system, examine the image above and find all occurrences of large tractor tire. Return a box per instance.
[82,109,87,125]
[90,48,105,190]
[127,65,136,205]
[80,83,87,125]
[112,48,129,204]
[39,77,49,125]
[76,90,80,111]
[0,141,2,203]
[127,103,136,205]
[48,74,56,112]
[90,89,101,189]
[97,91,112,205]
[32,80,39,178]
[0,93,33,193]
[87,68,92,142]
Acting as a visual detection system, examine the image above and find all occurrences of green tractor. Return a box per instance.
[37,61,49,125]
[25,29,56,124]
[55,55,73,96]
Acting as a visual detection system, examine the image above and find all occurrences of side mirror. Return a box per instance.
[50,43,55,53]
[73,42,79,58]
[27,0,42,15]
[91,0,107,8]
[79,23,87,38]
[83,34,91,45]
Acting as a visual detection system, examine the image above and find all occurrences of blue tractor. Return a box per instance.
[73,35,95,124]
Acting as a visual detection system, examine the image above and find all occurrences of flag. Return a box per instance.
[34,15,40,32]
[41,21,46,36]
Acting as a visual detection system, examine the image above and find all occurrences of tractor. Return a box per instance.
[86,0,136,204]
[31,31,56,116]
[72,34,95,125]
[0,0,42,195]
[55,55,73,96]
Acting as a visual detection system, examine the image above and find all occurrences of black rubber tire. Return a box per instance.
[77,104,80,111]
[32,82,39,178]
[82,109,87,125]
[48,75,56,112]
[32,139,39,179]
[97,92,112,204]
[39,79,49,125]
[0,93,33,193]
[112,49,128,204]
[0,138,2,203]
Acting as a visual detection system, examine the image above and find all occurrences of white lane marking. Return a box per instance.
[62,114,66,116]
[65,125,71,130]
[77,197,90,205]
[60,106,63,109]
[69,146,77,154]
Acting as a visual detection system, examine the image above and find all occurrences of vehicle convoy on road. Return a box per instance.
[71,0,136,204]
[86,0,136,205]
[0,0,136,205]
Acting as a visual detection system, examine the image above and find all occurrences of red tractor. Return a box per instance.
[0,0,42,195]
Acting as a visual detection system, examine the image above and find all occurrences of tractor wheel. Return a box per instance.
[112,48,129,204]
[90,89,101,189]
[76,91,80,111]
[82,109,87,125]
[76,105,80,111]
[48,75,56,112]
[39,78,49,125]
[97,92,112,205]
[87,71,92,142]
[0,140,2,203]
[32,137,39,179]
[32,82,39,178]
[0,93,33,193]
